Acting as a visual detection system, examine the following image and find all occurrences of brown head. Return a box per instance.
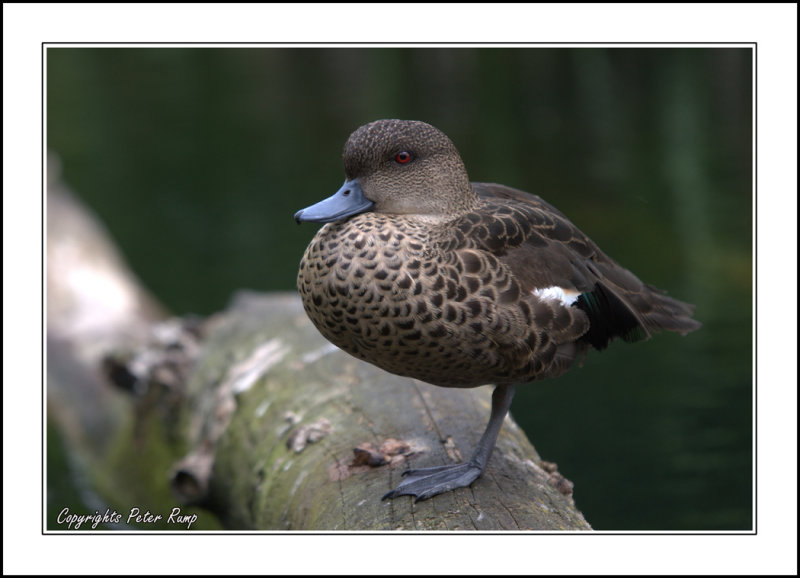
[295,120,477,224]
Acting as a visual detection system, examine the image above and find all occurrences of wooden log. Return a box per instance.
[46,153,591,530]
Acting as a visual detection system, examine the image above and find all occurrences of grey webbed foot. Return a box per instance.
[382,461,484,502]
[381,384,516,503]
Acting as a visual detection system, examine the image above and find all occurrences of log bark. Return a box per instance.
[46,153,591,531]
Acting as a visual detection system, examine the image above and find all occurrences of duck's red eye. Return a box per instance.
[394,151,413,165]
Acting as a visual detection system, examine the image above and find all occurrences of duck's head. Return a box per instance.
[295,119,476,224]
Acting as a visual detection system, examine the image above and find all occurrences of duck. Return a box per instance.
[294,119,701,502]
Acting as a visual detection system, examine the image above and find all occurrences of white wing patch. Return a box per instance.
[532,286,581,306]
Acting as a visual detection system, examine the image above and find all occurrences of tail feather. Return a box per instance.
[576,280,701,350]
[637,283,702,335]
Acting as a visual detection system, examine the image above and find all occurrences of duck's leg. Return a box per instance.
[382,383,516,502]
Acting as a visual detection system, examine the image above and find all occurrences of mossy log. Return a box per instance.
[46,153,591,531]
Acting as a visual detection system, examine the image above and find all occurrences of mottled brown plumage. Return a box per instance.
[295,119,700,501]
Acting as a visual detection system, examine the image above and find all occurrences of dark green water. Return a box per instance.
[47,47,753,530]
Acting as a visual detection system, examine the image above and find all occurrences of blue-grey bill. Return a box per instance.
[294,178,374,224]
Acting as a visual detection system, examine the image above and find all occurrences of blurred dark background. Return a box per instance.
[46,47,753,531]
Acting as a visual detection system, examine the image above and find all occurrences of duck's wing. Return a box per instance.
[469,182,701,350]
